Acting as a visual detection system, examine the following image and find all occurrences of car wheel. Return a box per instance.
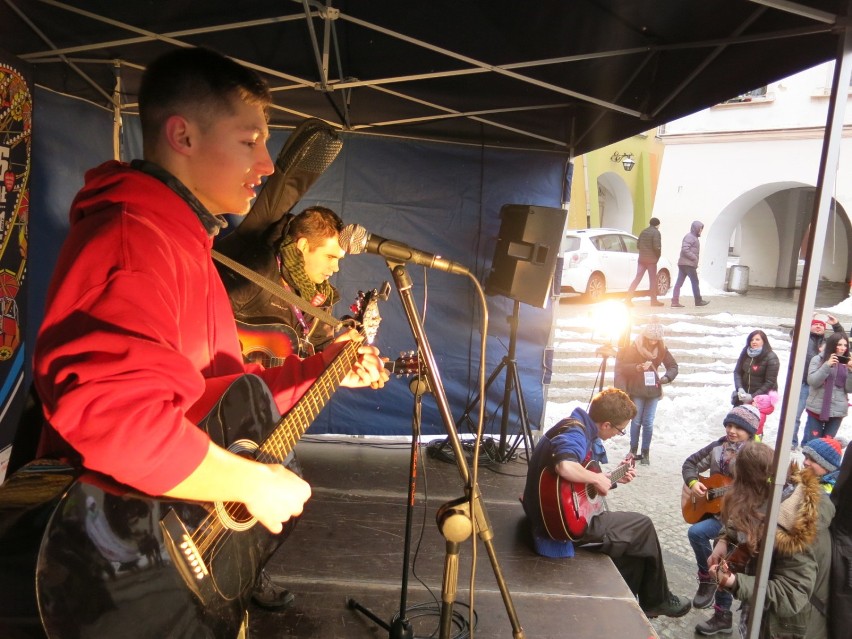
[656,269,671,296]
[586,272,606,300]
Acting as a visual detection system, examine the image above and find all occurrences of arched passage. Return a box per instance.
[703,183,851,291]
[597,171,634,231]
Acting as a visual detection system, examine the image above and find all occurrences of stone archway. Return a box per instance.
[597,171,633,231]
[702,183,851,291]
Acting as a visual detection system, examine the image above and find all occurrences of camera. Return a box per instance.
[838,354,850,364]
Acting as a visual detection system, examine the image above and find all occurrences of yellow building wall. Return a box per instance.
[568,131,664,233]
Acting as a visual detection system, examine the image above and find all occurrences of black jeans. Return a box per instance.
[577,510,670,609]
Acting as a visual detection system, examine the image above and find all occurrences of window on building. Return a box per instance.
[722,86,768,104]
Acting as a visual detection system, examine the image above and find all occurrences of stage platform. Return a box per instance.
[249,438,658,639]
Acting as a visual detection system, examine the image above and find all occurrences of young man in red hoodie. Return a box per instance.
[32,47,388,635]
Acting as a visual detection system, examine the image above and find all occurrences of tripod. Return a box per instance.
[593,343,619,393]
[351,261,525,639]
[453,299,535,463]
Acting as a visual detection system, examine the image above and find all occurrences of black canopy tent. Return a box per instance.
[4,0,849,442]
[4,3,852,637]
[4,0,845,154]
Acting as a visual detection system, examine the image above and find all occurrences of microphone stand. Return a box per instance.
[381,260,525,639]
[348,372,429,639]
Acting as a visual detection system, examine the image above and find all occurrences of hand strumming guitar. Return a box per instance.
[690,478,710,498]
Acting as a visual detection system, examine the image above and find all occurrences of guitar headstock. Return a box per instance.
[387,351,420,377]
[349,282,390,345]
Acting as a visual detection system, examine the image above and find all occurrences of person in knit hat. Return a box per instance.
[681,402,759,635]
[751,390,779,441]
[802,436,844,494]
[614,322,678,465]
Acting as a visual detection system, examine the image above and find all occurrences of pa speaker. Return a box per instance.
[485,204,567,308]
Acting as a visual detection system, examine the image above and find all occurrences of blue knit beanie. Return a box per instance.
[803,437,843,473]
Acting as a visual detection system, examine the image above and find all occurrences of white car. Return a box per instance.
[559,228,673,301]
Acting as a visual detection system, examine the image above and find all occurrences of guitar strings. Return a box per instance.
[184,339,361,563]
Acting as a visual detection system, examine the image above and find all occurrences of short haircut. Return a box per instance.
[588,387,636,425]
[138,47,271,152]
[287,206,344,250]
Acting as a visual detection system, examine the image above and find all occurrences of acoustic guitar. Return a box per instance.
[236,319,303,365]
[237,319,420,377]
[538,456,635,541]
[0,289,384,638]
[681,473,732,524]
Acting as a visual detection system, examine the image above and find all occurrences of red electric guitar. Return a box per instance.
[538,456,635,541]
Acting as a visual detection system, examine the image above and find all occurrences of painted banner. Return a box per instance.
[0,51,31,482]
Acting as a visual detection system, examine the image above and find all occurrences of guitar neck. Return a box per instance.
[256,336,360,462]
[609,461,633,484]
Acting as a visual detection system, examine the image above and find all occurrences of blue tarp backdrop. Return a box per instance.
[30,88,566,439]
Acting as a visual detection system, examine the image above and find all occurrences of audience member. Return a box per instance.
[804,331,852,444]
[615,321,678,465]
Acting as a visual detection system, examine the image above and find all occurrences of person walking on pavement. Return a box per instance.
[615,321,678,465]
[627,217,664,307]
[671,220,709,308]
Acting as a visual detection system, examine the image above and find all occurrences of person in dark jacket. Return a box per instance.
[626,217,664,307]
[710,441,833,639]
[732,329,780,408]
[803,331,852,444]
[218,206,345,358]
[793,315,845,449]
[671,220,709,308]
[615,321,677,464]
[682,404,758,635]
[829,438,852,639]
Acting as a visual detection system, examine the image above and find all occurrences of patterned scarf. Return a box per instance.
[280,238,333,305]
[718,440,745,477]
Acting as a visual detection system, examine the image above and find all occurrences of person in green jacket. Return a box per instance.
[709,441,834,639]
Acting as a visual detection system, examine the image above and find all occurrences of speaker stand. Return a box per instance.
[453,299,536,463]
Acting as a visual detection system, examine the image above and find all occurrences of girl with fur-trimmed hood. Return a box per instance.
[709,441,834,639]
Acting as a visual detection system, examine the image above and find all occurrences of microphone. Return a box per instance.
[339,224,470,275]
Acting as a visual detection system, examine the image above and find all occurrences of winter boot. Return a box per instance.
[629,445,638,459]
[642,591,691,619]
[640,449,650,465]
[693,571,716,608]
[695,608,733,635]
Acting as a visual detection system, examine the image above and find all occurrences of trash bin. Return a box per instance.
[727,264,750,294]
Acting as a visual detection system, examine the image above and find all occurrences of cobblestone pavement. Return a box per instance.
[550,283,851,638]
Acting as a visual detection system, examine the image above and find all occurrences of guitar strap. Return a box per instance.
[212,250,345,331]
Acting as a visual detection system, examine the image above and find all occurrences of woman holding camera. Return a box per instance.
[804,331,852,444]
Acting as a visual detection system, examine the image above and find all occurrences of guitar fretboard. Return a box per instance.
[257,338,360,463]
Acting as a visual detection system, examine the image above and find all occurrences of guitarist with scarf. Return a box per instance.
[522,388,692,620]
[218,206,346,359]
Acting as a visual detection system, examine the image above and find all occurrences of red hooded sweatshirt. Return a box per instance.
[34,162,331,495]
